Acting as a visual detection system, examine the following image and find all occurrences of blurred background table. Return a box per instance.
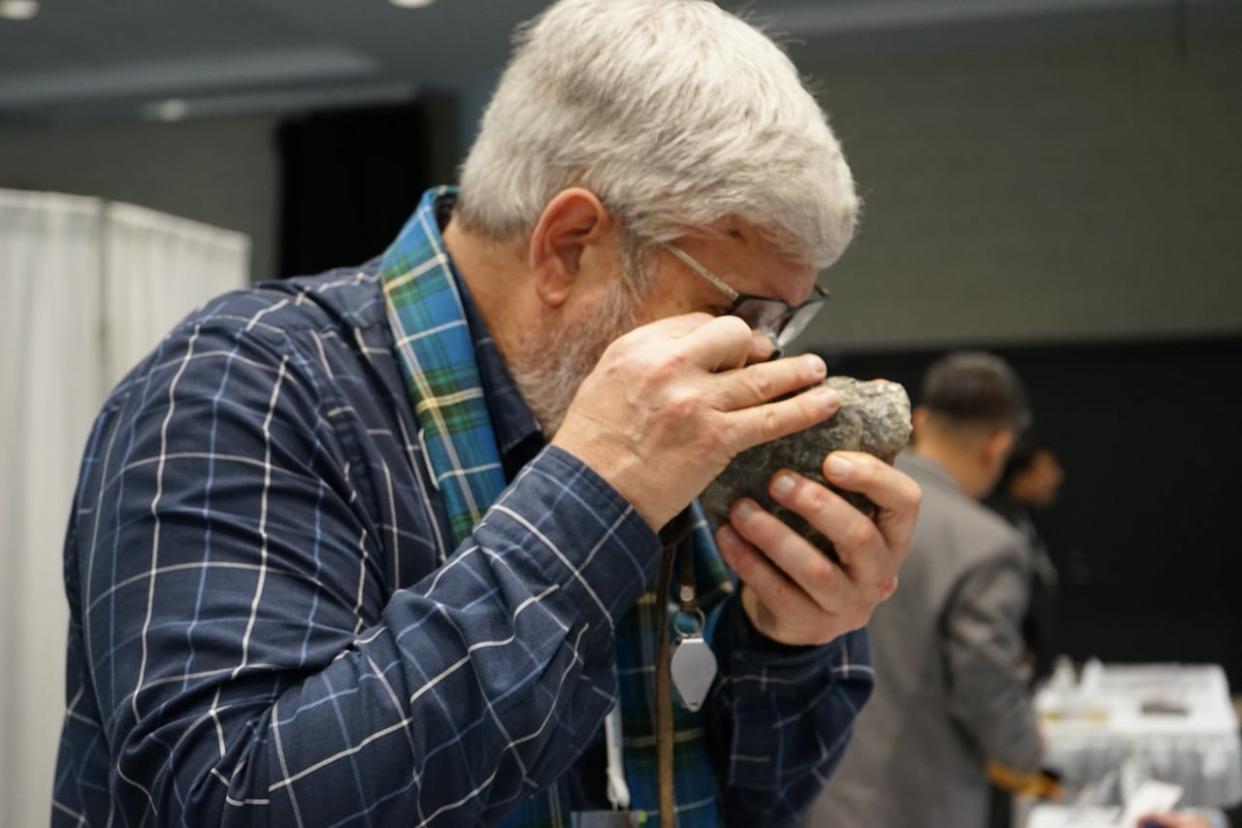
[1026,805,1228,828]
[1036,663,1242,808]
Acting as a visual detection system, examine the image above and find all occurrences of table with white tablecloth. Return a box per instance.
[1026,805,1228,828]
[1035,662,1242,808]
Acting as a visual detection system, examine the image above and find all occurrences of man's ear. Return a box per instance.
[981,428,1016,470]
[528,188,614,309]
[911,407,930,444]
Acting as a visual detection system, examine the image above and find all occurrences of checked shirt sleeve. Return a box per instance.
[58,316,661,827]
[705,596,874,828]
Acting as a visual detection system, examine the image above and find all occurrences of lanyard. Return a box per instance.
[603,511,717,826]
[654,511,698,828]
[599,517,684,818]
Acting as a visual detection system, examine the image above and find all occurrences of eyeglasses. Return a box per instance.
[660,241,829,356]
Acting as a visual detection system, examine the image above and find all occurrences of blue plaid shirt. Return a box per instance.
[52,193,873,827]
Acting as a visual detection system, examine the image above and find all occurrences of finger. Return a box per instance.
[628,311,716,341]
[716,522,823,619]
[676,314,755,372]
[727,498,852,614]
[766,471,898,587]
[821,452,923,554]
[722,383,840,454]
[747,330,776,364]
[711,353,827,411]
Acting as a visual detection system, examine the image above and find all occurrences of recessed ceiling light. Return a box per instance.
[0,0,40,21]
[151,99,189,122]
[390,0,435,8]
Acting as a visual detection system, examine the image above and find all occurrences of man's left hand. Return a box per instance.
[715,450,921,646]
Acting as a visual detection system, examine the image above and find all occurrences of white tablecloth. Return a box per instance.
[1036,663,1242,808]
[1026,805,1227,828]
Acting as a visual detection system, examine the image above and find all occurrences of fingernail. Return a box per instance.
[771,472,795,497]
[735,500,758,523]
[826,454,853,477]
[803,355,827,378]
[718,525,739,547]
[813,387,840,410]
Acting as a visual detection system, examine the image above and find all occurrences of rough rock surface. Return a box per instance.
[700,376,912,561]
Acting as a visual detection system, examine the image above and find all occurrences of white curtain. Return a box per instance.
[103,202,250,389]
[0,190,104,828]
[0,189,249,828]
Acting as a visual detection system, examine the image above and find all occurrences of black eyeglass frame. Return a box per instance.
[660,241,829,355]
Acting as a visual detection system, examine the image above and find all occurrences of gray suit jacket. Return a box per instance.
[807,451,1042,828]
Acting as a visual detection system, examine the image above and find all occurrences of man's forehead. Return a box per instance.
[710,230,819,304]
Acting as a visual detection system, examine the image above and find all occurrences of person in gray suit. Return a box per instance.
[808,352,1048,828]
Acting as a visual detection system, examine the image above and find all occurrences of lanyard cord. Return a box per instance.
[604,703,630,810]
[678,531,698,622]
[655,509,694,828]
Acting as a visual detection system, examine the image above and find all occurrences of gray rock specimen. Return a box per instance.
[700,376,912,562]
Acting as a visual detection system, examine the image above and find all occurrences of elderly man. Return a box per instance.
[810,352,1046,828]
[51,2,919,826]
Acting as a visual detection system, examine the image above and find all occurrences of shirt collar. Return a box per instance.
[897,449,963,496]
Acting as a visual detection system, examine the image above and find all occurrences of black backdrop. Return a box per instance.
[278,101,436,278]
[819,336,1242,685]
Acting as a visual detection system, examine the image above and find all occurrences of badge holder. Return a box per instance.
[669,552,717,713]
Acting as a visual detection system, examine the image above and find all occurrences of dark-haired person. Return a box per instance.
[810,352,1049,828]
[987,437,1065,687]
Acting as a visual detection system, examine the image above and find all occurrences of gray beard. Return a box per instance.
[509,280,641,437]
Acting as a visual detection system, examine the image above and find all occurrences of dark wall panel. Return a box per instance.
[278,97,457,278]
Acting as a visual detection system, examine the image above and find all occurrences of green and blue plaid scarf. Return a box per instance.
[380,189,735,827]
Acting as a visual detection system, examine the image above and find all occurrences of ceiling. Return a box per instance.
[0,0,1229,124]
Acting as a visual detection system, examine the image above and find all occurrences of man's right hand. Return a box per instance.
[552,313,840,530]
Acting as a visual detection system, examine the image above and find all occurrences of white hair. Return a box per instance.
[457,0,859,273]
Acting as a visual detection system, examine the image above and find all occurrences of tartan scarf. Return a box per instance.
[380,188,734,827]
